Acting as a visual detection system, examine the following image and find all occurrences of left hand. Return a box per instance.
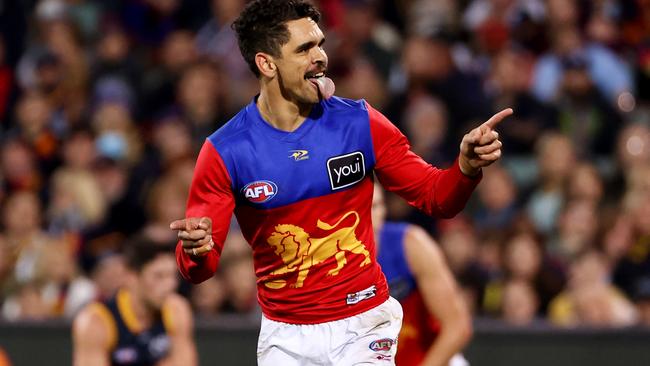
[459,108,513,176]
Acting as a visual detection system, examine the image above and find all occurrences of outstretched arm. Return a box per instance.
[403,226,472,366]
[368,102,511,218]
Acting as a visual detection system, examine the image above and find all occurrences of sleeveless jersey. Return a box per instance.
[91,289,172,366]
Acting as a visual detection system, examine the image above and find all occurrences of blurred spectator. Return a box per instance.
[550,249,637,327]
[196,0,256,111]
[526,132,576,235]
[142,174,189,244]
[219,229,258,316]
[331,0,401,81]
[554,52,623,155]
[486,48,557,154]
[12,91,58,172]
[483,230,565,316]
[141,29,199,118]
[88,253,127,301]
[438,218,488,315]
[175,60,228,143]
[501,279,540,326]
[91,101,142,164]
[388,34,491,143]
[1,138,41,194]
[567,162,604,204]
[532,25,632,106]
[2,191,51,284]
[47,168,106,233]
[548,199,600,265]
[473,164,519,231]
[191,276,227,318]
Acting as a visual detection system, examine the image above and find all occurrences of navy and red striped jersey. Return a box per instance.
[176,96,480,324]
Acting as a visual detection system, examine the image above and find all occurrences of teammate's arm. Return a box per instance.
[368,102,511,218]
[72,305,113,366]
[170,141,235,284]
[158,295,198,366]
[403,225,472,366]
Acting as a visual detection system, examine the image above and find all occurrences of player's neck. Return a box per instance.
[257,87,312,132]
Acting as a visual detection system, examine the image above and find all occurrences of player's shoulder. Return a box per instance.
[323,96,369,113]
[161,294,193,335]
[73,302,117,348]
[207,108,252,148]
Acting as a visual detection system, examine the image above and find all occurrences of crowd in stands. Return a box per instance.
[1,0,650,329]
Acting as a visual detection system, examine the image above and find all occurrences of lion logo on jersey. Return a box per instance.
[264,211,371,289]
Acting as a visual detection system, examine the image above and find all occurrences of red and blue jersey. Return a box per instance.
[377,222,441,365]
[176,96,480,324]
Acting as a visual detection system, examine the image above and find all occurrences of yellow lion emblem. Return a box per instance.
[264,211,371,289]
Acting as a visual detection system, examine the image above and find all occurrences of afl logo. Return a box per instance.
[369,338,395,352]
[242,180,278,203]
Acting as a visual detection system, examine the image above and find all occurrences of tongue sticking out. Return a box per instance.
[314,76,335,100]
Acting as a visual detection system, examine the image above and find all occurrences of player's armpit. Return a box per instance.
[72,304,114,366]
[403,226,472,366]
[366,102,480,218]
[160,295,198,366]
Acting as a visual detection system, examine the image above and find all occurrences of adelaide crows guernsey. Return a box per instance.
[90,289,173,366]
[377,222,442,365]
[176,96,480,324]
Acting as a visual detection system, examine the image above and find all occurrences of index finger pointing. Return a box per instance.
[483,108,513,129]
[169,219,186,230]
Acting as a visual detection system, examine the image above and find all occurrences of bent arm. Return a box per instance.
[176,141,235,283]
[368,102,480,218]
[403,226,473,366]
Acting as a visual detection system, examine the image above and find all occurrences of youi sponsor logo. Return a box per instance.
[327,151,365,190]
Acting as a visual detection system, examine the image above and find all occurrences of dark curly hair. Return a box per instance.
[232,0,321,77]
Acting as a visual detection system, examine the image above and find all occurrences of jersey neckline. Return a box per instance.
[246,95,325,142]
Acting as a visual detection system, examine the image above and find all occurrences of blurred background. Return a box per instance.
[0,0,650,365]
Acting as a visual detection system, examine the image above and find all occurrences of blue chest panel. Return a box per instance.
[208,97,377,209]
[377,222,417,300]
[104,298,170,366]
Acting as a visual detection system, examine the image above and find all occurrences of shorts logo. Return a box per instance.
[369,338,395,352]
[327,151,365,190]
[242,180,277,203]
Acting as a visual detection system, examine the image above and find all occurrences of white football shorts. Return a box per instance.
[257,296,403,365]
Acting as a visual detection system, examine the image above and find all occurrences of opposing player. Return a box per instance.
[373,184,472,366]
[170,0,511,364]
[72,240,197,366]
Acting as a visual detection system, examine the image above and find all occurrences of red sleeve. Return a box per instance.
[176,140,235,284]
[367,101,481,218]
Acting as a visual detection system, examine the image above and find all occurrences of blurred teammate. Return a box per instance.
[73,240,197,366]
[170,0,511,364]
[373,184,471,366]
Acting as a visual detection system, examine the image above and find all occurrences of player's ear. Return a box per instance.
[255,52,277,78]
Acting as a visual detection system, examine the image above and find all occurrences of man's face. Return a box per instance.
[138,254,178,309]
[274,18,328,104]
